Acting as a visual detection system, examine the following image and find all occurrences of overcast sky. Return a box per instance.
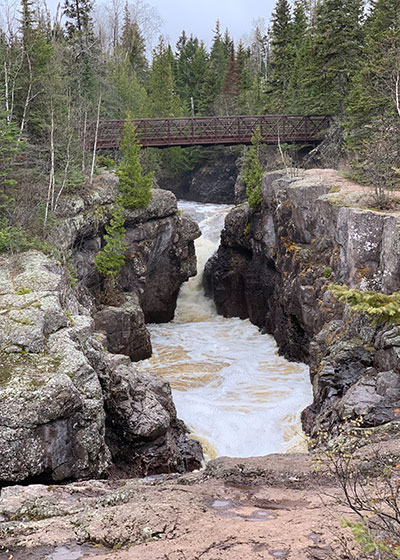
[147,0,275,47]
[39,0,276,49]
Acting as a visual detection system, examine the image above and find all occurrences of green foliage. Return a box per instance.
[244,129,264,209]
[264,0,293,111]
[96,155,115,170]
[330,284,400,324]
[0,220,33,254]
[148,38,182,118]
[323,267,332,278]
[95,206,126,277]
[117,115,153,209]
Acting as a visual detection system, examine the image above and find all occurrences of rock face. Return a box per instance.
[0,251,110,483]
[204,169,400,442]
[158,149,239,204]
[52,174,200,359]
[0,174,203,484]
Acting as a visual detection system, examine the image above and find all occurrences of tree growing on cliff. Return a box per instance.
[244,128,264,209]
[117,114,153,209]
[95,205,127,278]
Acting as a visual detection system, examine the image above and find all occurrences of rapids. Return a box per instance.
[140,201,313,460]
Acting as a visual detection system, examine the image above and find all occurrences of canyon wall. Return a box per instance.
[204,170,400,443]
[0,174,202,484]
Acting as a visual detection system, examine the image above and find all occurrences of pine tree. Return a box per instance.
[244,128,264,209]
[148,37,182,117]
[120,3,148,83]
[301,0,364,115]
[264,0,293,112]
[95,205,127,277]
[117,114,153,209]
[221,44,241,114]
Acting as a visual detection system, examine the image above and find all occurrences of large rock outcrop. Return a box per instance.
[51,173,200,360]
[204,169,400,442]
[0,174,203,484]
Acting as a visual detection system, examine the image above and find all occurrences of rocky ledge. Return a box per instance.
[204,169,400,445]
[2,444,399,560]
[0,175,203,484]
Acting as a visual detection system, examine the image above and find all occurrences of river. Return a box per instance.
[140,201,312,460]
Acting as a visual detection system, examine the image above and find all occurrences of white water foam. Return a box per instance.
[140,201,312,459]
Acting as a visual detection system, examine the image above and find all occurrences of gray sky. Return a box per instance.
[149,0,274,47]
[41,0,276,49]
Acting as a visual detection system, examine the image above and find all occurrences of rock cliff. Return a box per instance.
[158,149,239,204]
[0,175,203,484]
[204,169,400,443]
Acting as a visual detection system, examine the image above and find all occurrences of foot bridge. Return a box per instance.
[88,114,331,150]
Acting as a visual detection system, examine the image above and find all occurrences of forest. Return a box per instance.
[0,0,399,252]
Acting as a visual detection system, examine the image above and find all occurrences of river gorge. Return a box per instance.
[141,201,312,459]
[1,169,400,559]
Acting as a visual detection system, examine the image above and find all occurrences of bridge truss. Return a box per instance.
[89,114,331,150]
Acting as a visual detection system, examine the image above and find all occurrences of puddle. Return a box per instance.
[47,547,83,560]
[269,550,289,559]
[210,498,235,509]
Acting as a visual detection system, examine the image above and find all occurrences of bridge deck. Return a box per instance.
[89,115,331,150]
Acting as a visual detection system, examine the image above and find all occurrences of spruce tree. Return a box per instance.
[244,128,264,209]
[175,34,207,115]
[120,3,148,83]
[264,0,293,112]
[148,38,182,117]
[95,205,127,278]
[117,114,153,209]
[301,0,364,115]
[345,0,400,198]
[221,44,241,114]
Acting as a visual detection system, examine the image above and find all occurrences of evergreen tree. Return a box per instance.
[0,95,23,215]
[244,128,264,209]
[117,114,153,209]
[120,3,148,83]
[264,0,293,112]
[175,33,207,115]
[345,0,400,198]
[287,0,308,111]
[148,37,182,117]
[95,205,127,277]
[63,0,93,37]
[221,44,241,114]
[300,0,364,115]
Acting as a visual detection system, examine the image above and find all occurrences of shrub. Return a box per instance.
[329,284,400,324]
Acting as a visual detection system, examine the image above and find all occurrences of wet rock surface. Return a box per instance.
[0,453,385,560]
[204,169,400,443]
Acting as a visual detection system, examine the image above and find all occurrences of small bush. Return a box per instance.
[323,267,332,278]
[96,155,115,170]
[330,283,400,324]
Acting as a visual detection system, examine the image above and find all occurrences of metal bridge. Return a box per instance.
[89,114,331,150]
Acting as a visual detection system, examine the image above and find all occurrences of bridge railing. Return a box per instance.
[88,114,331,150]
